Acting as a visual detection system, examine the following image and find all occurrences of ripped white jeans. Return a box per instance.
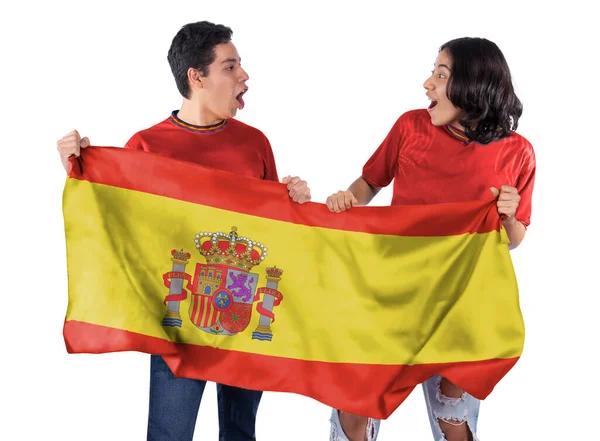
[329,375,480,441]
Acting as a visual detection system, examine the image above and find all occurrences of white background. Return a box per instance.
[1,1,597,440]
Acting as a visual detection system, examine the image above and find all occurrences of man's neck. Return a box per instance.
[177,99,224,127]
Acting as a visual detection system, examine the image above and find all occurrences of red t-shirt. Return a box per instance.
[125,111,279,182]
[362,109,536,226]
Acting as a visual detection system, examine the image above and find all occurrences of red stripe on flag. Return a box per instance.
[191,295,200,326]
[64,320,518,419]
[203,296,213,328]
[67,147,502,237]
[200,296,208,327]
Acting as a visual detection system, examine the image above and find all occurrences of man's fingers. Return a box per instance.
[326,197,334,211]
[57,131,85,157]
[331,196,342,212]
[293,191,310,203]
[286,176,301,189]
[63,132,81,144]
[344,193,354,209]
[57,140,80,157]
[289,180,307,196]
[57,135,77,147]
[298,189,311,203]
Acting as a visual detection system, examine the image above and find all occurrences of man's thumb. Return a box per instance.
[80,137,91,148]
[490,186,500,197]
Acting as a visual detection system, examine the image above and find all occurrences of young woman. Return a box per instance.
[326,37,535,441]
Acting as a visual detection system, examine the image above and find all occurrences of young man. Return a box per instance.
[325,37,535,441]
[57,21,311,441]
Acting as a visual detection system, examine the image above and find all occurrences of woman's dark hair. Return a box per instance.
[167,21,233,99]
[440,37,523,144]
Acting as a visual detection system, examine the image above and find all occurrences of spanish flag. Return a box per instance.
[62,147,523,419]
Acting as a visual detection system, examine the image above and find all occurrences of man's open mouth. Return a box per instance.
[236,89,248,109]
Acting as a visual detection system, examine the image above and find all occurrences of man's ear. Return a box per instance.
[188,68,204,90]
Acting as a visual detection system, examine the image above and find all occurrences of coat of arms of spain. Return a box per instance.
[160,227,283,342]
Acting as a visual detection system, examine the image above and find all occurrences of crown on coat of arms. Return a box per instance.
[194,226,267,271]
[171,249,191,262]
[265,266,283,279]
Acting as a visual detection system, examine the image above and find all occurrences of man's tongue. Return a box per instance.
[429,100,438,109]
[236,94,245,109]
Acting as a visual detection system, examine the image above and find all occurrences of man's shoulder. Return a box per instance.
[125,118,171,149]
[228,118,268,140]
[133,117,172,138]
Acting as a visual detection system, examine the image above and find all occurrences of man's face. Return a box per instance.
[200,41,249,120]
[423,50,463,128]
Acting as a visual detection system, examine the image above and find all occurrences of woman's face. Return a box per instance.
[423,50,463,128]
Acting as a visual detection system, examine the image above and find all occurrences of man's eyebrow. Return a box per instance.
[221,57,240,64]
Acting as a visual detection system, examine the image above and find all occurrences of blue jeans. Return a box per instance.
[330,375,480,441]
[147,355,263,441]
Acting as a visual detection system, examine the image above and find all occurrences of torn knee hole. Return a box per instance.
[438,417,467,426]
[436,417,476,441]
[438,377,465,400]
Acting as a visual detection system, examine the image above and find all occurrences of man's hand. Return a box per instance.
[57,130,90,173]
[282,176,311,204]
[326,190,358,212]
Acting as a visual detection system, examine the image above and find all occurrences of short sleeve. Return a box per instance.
[514,142,536,227]
[124,133,143,150]
[262,135,279,182]
[361,115,404,188]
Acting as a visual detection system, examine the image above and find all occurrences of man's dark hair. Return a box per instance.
[167,21,233,99]
[440,37,523,144]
